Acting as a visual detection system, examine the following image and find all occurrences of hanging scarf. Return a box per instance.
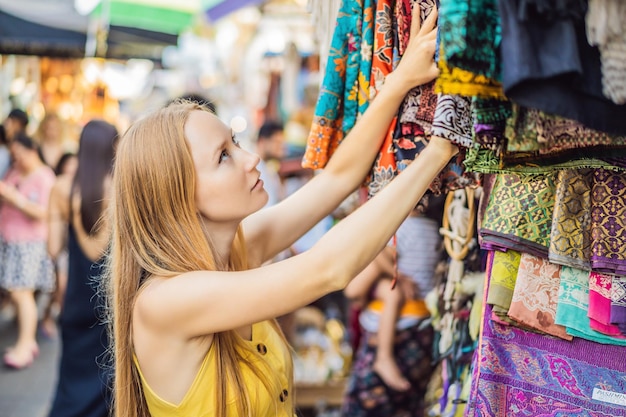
[480,172,556,258]
[610,275,626,334]
[486,249,521,325]
[548,168,593,270]
[590,168,626,275]
[303,0,374,169]
[507,253,572,340]
[555,266,626,346]
[588,272,625,337]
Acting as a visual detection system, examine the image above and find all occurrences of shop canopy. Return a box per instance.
[87,0,265,34]
[0,0,264,59]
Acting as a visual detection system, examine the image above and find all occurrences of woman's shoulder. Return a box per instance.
[51,174,73,199]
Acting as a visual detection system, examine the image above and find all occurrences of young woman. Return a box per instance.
[106,8,455,417]
[47,120,117,417]
[0,133,56,369]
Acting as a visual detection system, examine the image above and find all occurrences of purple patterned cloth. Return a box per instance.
[611,275,626,335]
[590,169,626,275]
[467,252,626,417]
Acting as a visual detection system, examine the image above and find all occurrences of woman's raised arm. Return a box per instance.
[137,137,457,336]
[244,6,440,265]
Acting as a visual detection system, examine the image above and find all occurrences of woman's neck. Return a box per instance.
[200,217,238,269]
[19,158,42,176]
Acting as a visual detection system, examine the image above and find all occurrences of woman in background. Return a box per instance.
[41,152,78,339]
[0,133,56,369]
[47,120,117,417]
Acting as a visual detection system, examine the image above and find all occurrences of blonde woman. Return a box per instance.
[106,8,454,417]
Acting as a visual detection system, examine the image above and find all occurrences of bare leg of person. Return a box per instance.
[372,279,411,391]
[3,289,39,369]
[41,266,66,339]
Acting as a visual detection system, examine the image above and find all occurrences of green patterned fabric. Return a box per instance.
[438,0,501,79]
[480,172,557,257]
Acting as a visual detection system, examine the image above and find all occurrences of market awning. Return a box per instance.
[89,0,202,35]
[0,10,86,58]
[0,0,268,60]
[205,0,265,22]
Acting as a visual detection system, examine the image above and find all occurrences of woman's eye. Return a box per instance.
[219,150,230,163]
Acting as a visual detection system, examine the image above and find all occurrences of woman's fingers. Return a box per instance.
[424,27,438,41]
[409,2,422,40]
[419,6,438,38]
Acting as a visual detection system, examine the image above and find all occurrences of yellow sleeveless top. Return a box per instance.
[134,321,294,417]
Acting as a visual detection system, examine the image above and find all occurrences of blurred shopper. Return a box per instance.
[35,113,76,169]
[46,120,117,417]
[342,203,443,416]
[40,152,78,339]
[256,120,286,207]
[0,132,55,369]
[0,125,10,179]
[3,109,29,142]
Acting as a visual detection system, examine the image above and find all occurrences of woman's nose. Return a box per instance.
[246,151,261,171]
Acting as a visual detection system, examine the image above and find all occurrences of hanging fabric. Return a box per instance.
[585,0,626,105]
[302,0,374,169]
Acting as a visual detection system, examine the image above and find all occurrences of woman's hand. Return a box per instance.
[0,181,26,209]
[387,5,439,93]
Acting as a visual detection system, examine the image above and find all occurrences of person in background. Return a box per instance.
[0,132,56,369]
[342,201,444,416]
[53,152,79,177]
[3,109,29,142]
[0,125,10,179]
[47,121,117,417]
[35,113,76,169]
[105,8,452,417]
[256,120,286,207]
[40,152,79,339]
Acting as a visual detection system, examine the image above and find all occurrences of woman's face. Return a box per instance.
[9,141,28,170]
[184,110,267,223]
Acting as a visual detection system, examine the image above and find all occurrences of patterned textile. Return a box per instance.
[588,272,624,337]
[434,49,505,99]
[467,302,626,417]
[549,169,593,270]
[303,0,374,169]
[610,275,626,334]
[555,266,626,346]
[397,1,438,133]
[486,249,520,323]
[368,0,393,101]
[505,106,626,157]
[590,169,626,275]
[480,172,556,258]
[428,93,482,193]
[366,0,397,197]
[394,0,434,171]
[508,253,572,340]
[341,324,435,417]
[438,0,501,80]
[431,94,473,148]
[368,1,478,197]
[472,97,512,126]
[0,239,54,292]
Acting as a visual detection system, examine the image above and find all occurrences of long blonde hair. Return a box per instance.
[104,101,292,417]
